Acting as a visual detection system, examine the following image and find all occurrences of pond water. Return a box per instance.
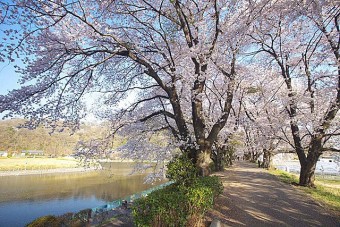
[0,162,162,227]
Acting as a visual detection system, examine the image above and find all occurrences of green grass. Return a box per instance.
[315,176,340,185]
[269,169,340,212]
[269,169,299,184]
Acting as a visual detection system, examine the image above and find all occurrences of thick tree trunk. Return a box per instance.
[185,146,213,176]
[197,150,213,176]
[299,153,320,187]
[299,138,322,187]
[298,154,318,187]
[299,161,317,187]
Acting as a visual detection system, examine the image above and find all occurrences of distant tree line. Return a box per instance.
[0,119,123,156]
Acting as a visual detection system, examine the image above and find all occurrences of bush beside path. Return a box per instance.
[206,161,339,227]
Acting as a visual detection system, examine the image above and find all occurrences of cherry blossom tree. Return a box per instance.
[0,0,263,175]
[3,1,336,185]
[240,67,294,168]
[249,0,339,187]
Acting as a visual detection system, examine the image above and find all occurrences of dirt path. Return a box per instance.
[206,161,339,227]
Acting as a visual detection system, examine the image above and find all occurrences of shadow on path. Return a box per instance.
[206,161,339,227]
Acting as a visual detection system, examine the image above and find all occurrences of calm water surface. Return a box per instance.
[0,162,161,227]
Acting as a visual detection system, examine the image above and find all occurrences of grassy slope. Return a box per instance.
[269,169,340,213]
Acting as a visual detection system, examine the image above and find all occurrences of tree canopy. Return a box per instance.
[0,0,339,186]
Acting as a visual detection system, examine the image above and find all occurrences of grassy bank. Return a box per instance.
[0,157,79,171]
[269,169,340,213]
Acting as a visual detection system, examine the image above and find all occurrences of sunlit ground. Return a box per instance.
[269,169,340,212]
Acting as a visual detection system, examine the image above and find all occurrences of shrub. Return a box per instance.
[132,176,223,227]
[166,154,198,186]
[196,176,224,199]
[133,184,188,226]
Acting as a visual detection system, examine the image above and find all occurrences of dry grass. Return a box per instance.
[0,157,79,171]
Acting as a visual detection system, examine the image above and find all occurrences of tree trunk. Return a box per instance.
[185,146,213,176]
[225,146,234,167]
[262,149,273,169]
[299,152,320,187]
[299,162,317,187]
[211,148,225,171]
[253,150,260,162]
[197,150,213,176]
[187,147,199,166]
[299,138,322,187]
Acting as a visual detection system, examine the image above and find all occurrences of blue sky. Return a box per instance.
[0,61,20,95]
[0,62,20,119]
[0,0,23,95]
[0,0,21,95]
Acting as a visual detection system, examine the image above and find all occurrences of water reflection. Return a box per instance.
[0,162,164,227]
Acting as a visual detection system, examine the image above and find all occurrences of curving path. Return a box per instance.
[206,161,339,227]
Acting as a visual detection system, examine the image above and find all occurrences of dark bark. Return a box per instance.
[299,150,321,187]
[186,145,213,176]
[262,149,273,169]
[211,148,225,171]
[299,134,323,187]
[299,161,317,187]
[186,147,199,165]
[167,87,190,141]
[211,142,234,171]
[214,156,224,171]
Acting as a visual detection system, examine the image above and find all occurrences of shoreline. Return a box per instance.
[0,158,138,177]
[0,167,98,177]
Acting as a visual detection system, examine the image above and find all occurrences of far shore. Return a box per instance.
[0,167,98,177]
[0,157,139,177]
